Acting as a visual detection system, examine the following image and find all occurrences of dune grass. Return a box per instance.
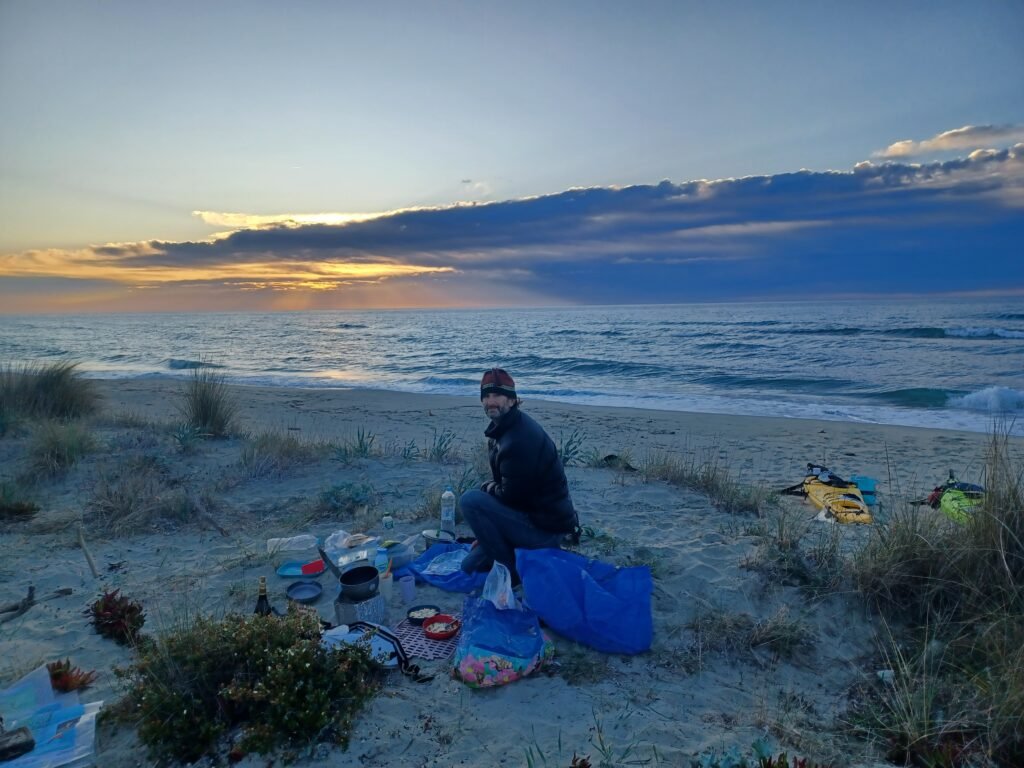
[0,361,98,435]
[26,420,96,474]
[744,505,846,596]
[239,431,324,479]
[333,427,378,461]
[687,604,810,661]
[86,456,201,534]
[641,449,773,514]
[177,367,237,438]
[851,427,1024,765]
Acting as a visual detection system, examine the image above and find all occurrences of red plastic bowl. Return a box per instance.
[423,614,460,640]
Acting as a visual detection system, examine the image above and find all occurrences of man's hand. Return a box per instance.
[480,480,498,494]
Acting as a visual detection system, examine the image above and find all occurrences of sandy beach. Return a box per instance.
[1,378,1018,767]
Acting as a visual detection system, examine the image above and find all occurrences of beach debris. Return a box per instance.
[598,454,637,471]
[0,586,73,625]
[77,525,100,578]
[0,586,35,625]
[47,658,99,692]
[0,589,72,626]
[0,726,35,762]
[85,588,145,644]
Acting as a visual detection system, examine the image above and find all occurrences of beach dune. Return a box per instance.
[1,378,1017,767]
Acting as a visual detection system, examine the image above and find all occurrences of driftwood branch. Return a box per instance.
[0,587,73,624]
[77,525,100,578]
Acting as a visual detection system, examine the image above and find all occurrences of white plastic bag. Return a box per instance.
[324,530,353,552]
[482,562,519,610]
[423,549,467,576]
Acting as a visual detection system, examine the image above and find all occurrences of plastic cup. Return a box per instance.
[379,572,393,600]
[399,575,416,604]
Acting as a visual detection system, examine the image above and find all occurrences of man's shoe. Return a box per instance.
[460,544,493,573]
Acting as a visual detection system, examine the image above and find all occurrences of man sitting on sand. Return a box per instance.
[460,368,578,582]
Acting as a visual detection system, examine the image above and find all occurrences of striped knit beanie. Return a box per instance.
[480,368,517,400]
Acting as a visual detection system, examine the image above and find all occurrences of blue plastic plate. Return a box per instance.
[276,560,326,578]
[286,580,323,603]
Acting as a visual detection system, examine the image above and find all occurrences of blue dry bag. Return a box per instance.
[515,548,653,655]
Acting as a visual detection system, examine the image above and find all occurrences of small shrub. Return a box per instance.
[86,589,145,644]
[47,659,98,692]
[0,481,39,521]
[240,431,321,479]
[27,420,95,474]
[317,482,377,517]
[117,609,381,764]
[177,366,237,437]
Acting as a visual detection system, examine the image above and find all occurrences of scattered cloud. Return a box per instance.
[2,140,1022,311]
[875,124,1024,158]
[192,210,387,231]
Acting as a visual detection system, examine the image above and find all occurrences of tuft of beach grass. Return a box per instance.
[0,361,99,431]
[177,366,238,438]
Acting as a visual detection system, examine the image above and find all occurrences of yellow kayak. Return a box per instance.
[782,464,873,524]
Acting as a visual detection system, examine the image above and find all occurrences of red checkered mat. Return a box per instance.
[392,616,461,661]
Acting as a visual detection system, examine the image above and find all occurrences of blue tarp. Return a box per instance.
[516,548,653,655]
[404,542,487,593]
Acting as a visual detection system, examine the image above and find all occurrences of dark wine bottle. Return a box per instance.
[254,576,274,616]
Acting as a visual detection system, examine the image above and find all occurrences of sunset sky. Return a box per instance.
[1,1,1022,313]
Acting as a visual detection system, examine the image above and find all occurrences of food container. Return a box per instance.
[406,604,440,625]
[423,614,461,640]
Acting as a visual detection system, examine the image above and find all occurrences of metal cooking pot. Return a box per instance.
[338,565,379,602]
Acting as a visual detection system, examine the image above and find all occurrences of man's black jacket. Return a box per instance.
[483,405,577,533]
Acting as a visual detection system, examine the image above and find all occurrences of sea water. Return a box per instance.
[1,298,1022,435]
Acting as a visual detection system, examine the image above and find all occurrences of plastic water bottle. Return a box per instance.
[374,546,389,574]
[440,485,456,535]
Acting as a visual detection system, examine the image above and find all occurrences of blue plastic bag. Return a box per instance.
[453,596,550,687]
[516,548,653,655]
[407,543,487,593]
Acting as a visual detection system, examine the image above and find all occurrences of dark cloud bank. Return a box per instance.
[92,146,1024,302]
